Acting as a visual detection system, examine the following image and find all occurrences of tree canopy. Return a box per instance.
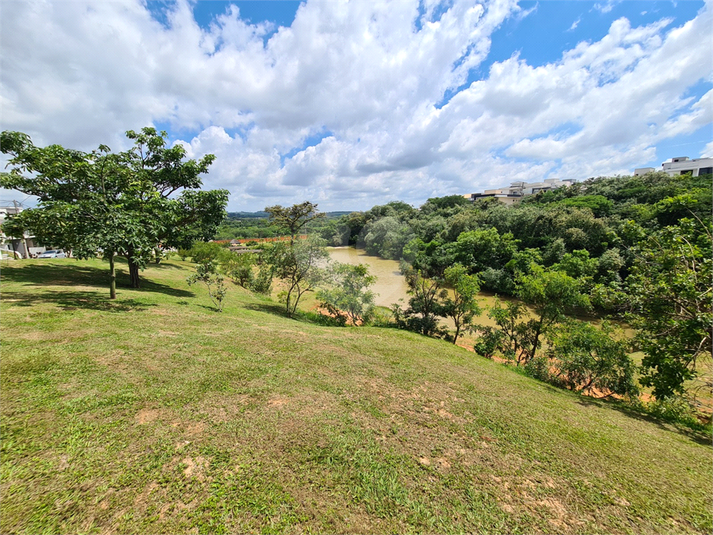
[0,128,228,297]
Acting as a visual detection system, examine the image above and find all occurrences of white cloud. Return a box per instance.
[1,0,711,210]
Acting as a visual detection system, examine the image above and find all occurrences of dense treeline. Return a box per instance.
[216,211,351,240]
[313,172,710,298]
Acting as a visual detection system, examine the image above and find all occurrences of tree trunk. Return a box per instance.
[109,253,116,299]
[528,319,543,363]
[129,259,141,288]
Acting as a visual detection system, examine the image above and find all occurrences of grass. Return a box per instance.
[1,257,711,534]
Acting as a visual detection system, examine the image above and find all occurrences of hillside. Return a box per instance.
[1,258,711,534]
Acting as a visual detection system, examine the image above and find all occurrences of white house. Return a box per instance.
[464,178,576,205]
[0,205,44,258]
[661,157,713,177]
[635,156,713,177]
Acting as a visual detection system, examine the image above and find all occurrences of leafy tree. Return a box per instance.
[187,261,227,312]
[362,216,414,259]
[440,264,481,344]
[222,251,256,288]
[560,195,614,217]
[265,237,329,317]
[190,241,229,264]
[0,129,227,297]
[516,266,591,362]
[265,201,323,243]
[393,266,444,337]
[627,219,712,399]
[454,227,519,275]
[544,320,639,397]
[317,263,377,325]
[477,299,530,363]
[249,265,273,295]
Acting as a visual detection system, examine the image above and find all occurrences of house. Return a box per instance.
[463,178,576,205]
[661,156,713,177]
[635,156,713,177]
[0,204,44,258]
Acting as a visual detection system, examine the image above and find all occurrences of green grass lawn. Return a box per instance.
[1,257,711,534]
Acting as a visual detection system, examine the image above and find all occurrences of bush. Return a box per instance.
[190,241,228,264]
[223,252,255,288]
[249,266,273,295]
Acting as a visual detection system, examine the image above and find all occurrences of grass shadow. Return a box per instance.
[1,261,194,298]
[243,301,294,318]
[576,397,712,446]
[1,290,155,313]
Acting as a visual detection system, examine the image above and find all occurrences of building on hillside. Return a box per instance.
[0,204,44,258]
[635,156,713,177]
[463,178,576,205]
[661,156,713,177]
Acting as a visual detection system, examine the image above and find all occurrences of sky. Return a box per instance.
[1,0,711,212]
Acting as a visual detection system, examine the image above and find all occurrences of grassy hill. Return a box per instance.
[1,258,711,534]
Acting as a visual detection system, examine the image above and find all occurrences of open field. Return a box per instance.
[1,258,711,534]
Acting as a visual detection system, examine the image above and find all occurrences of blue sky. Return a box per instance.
[2,0,711,211]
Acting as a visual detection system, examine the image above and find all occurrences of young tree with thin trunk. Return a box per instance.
[440,264,481,344]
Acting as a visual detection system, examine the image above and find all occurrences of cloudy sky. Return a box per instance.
[1,0,711,211]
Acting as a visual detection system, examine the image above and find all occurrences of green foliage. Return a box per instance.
[392,267,445,337]
[545,321,639,397]
[187,261,227,312]
[189,241,229,264]
[317,263,377,325]
[627,219,712,399]
[264,236,329,317]
[476,299,529,363]
[249,265,273,295]
[560,195,614,216]
[363,216,414,259]
[454,227,519,276]
[440,264,481,344]
[0,128,227,295]
[472,326,504,359]
[214,217,282,241]
[222,252,256,288]
[516,266,591,362]
[265,201,323,242]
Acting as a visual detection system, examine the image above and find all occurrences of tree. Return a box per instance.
[454,227,519,274]
[516,266,591,362]
[187,261,227,312]
[222,251,256,288]
[475,299,530,363]
[440,264,481,344]
[544,320,638,397]
[265,201,323,244]
[317,263,377,325]
[265,237,329,317]
[627,219,712,399]
[362,216,414,259]
[393,266,444,337]
[0,129,228,298]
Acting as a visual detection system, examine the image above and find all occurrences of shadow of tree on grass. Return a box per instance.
[1,261,193,298]
[576,397,712,446]
[1,290,155,312]
[243,301,293,318]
